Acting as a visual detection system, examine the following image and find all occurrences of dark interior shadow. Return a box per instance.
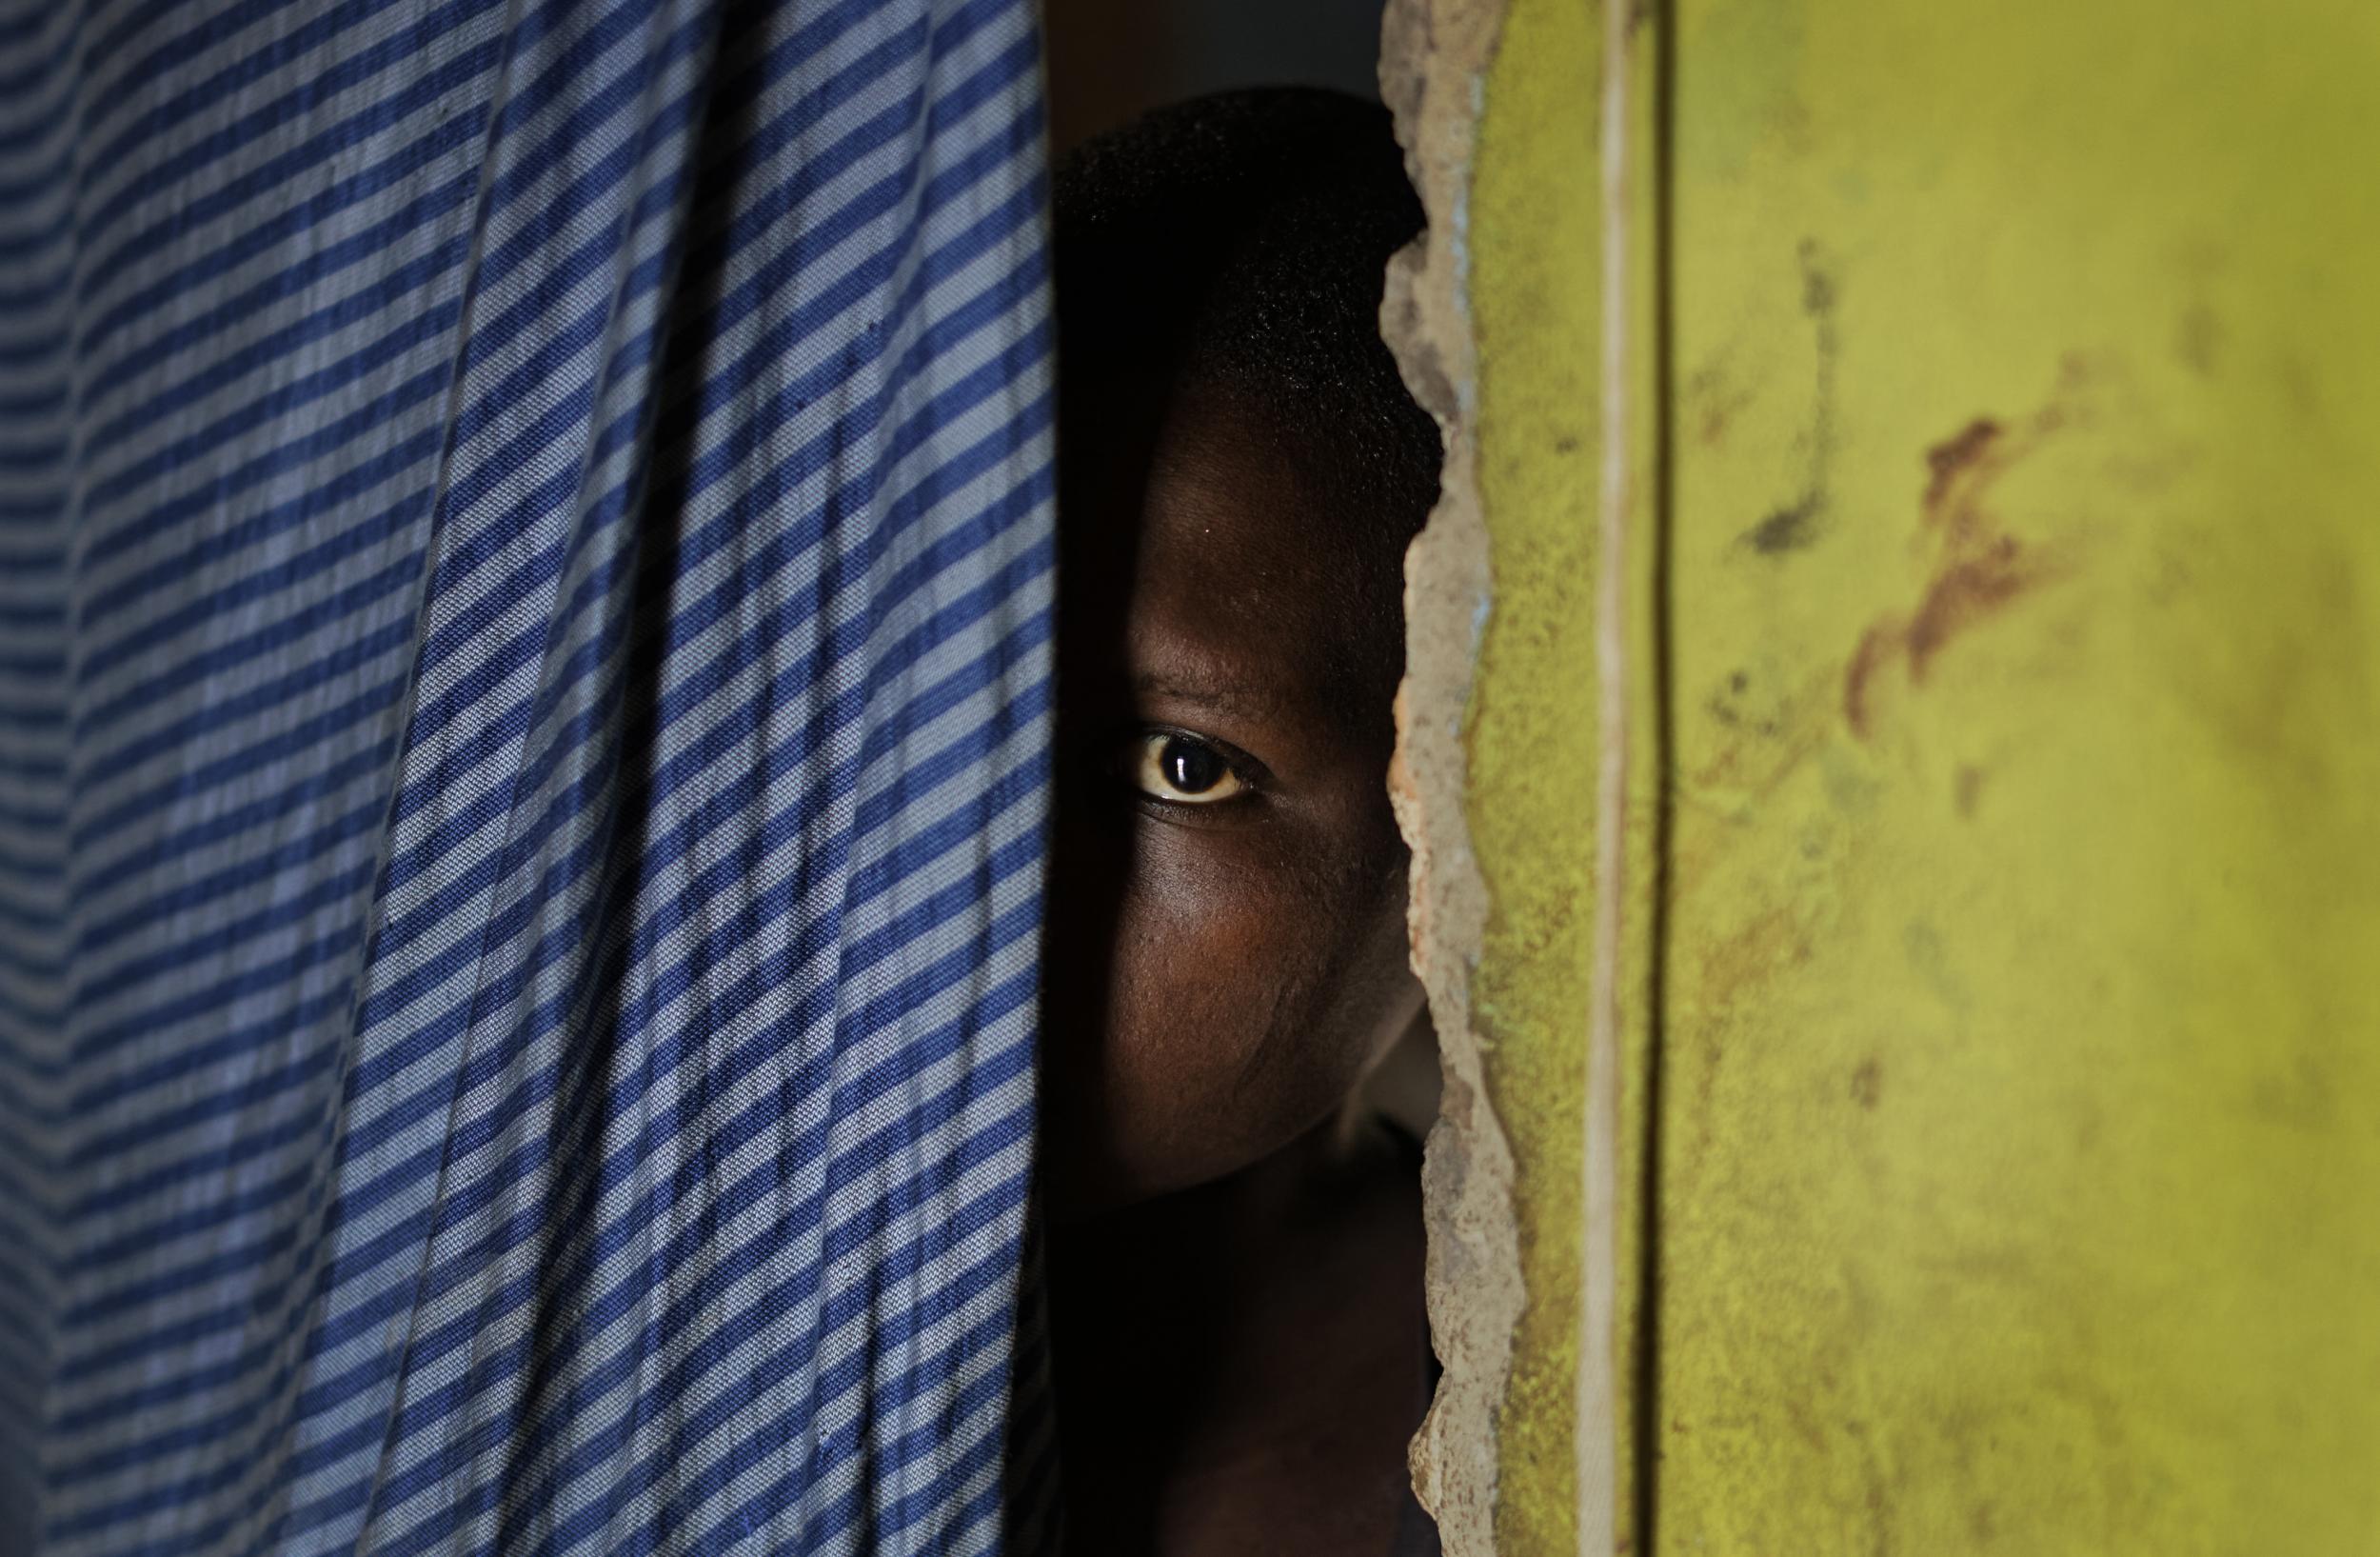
[1033,364,1220,1557]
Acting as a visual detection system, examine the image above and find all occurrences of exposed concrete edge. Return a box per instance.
[1378,2,1519,1553]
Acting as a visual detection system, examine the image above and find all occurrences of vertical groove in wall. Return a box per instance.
[1630,0,1678,1548]
[1378,2,1519,1553]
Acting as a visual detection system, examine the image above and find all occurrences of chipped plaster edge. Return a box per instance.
[1379,2,1520,1553]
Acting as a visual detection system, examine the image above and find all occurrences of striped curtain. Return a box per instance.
[0,0,1058,1551]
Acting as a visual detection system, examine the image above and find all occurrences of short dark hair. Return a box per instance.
[1051,88,1440,550]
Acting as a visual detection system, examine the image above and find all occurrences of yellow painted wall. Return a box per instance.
[1463,0,1601,1550]
[1655,1,2380,1549]
[1409,0,2380,1549]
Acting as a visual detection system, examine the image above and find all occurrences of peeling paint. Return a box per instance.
[1379,3,1523,1553]
[1384,2,2380,1550]
[1384,0,1655,1551]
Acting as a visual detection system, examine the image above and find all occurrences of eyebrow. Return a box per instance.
[1130,668,1291,724]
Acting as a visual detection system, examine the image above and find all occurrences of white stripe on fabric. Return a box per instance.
[0,0,1061,1550]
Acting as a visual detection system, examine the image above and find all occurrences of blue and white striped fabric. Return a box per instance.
[0,0,1059,1550]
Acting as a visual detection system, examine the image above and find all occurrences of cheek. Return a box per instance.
[1089,822,1378,1196]
[1110,829,1294,1048]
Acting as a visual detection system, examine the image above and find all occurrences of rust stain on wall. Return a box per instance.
[1843,380,2083,739]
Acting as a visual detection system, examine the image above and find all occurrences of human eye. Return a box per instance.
[1121,729,1253,806]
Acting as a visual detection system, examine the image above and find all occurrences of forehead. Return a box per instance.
[1124,393,1378,720]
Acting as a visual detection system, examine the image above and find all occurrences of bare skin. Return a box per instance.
[1042,379,1437,1555]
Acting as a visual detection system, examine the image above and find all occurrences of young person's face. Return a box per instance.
[1042,378,1421,1217]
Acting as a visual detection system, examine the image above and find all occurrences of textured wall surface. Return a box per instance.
[1390,0,2380,1550]
[1656,2,2380,1550]
[1383,0,1637,1551]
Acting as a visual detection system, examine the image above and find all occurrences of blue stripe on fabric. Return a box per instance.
[80,0,485,190]
[7,0,1058,1546]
